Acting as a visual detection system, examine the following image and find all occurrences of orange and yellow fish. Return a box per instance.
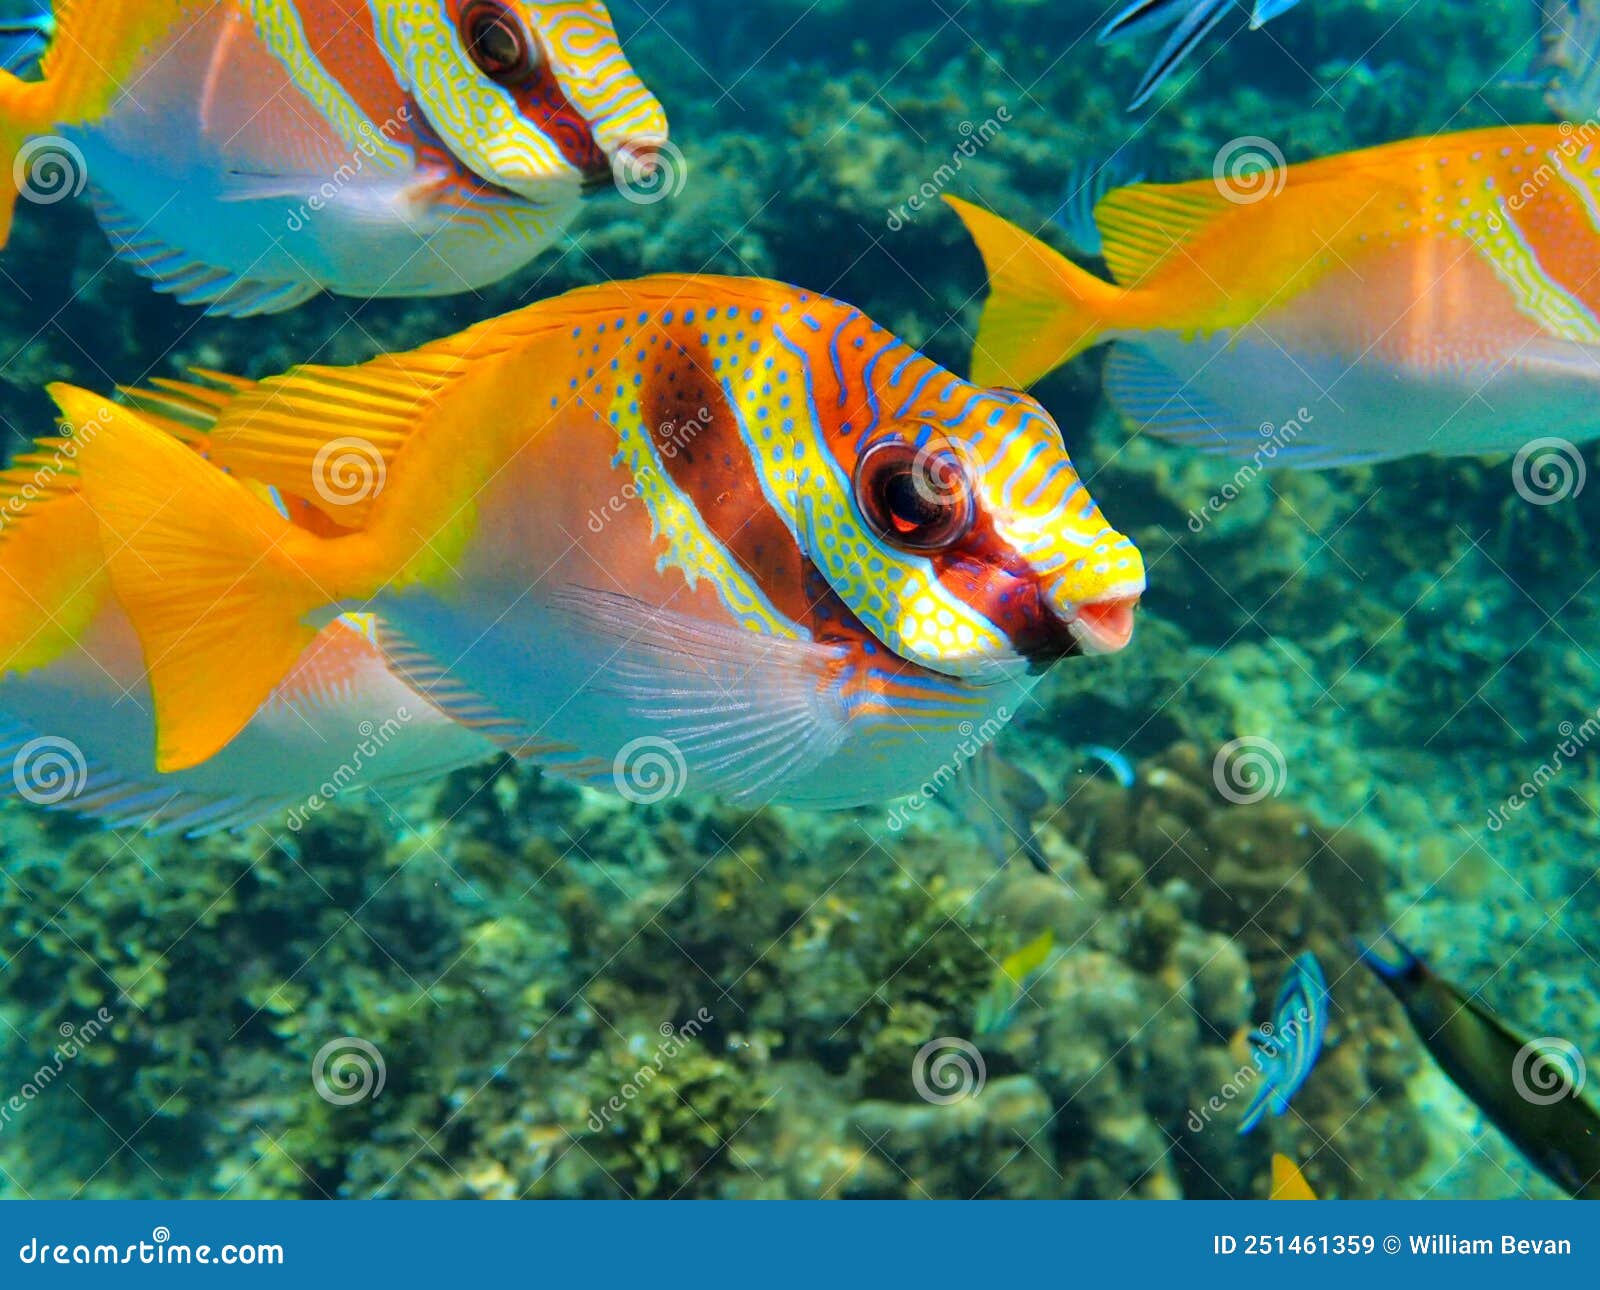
[948,123,1600,466]
[58,275,1144,815]
[0,411,495,834]
[0,1,667,314]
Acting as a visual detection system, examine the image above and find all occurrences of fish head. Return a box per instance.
[400,1,669,202]
[827,380,1145,679]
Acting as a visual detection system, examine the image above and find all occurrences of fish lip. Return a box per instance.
[1015,595,1139,673]
[584,139,667,198]
[1068,595,1139,656]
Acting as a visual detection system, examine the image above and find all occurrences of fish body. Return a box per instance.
[0,441,494,834]
[949,124,1600,466]
[0,1,666,313]
[1359,934,1600,1200]
[71,275,1146,812]
[975,929,1055,1033]
[1239,951,1327,1134]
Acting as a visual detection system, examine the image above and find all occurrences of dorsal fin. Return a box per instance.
[1095,179,1237,287]
[118,369,259,442]
[161,275,789,526]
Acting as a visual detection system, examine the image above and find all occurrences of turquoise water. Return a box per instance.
[0,0,1596,1199]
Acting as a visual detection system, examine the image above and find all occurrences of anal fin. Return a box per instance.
[90,190,320,317]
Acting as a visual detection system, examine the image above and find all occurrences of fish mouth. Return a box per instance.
[1069,596,1139,655]
[1021,595,1139,673]
[582,140,666,198]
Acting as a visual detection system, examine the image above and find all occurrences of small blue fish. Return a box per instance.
[1239,951,1327,1135]
[1080,743,1136,789]
[1099,0,1303,110]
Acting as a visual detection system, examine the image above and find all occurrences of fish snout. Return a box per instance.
[1020,560,1145,669]
[585,137,668,197]
[1068,593,1140,655]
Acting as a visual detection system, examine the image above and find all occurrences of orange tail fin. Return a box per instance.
[0,1,186,245]
[943,196,1126,389]
[58,385,386,772]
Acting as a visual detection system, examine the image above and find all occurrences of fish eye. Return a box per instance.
[853,439,975,553]
[458,0,542,87]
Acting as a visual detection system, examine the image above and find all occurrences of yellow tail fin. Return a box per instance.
[0,0,185,244]
[58,385,382,773]
[944,196,1126,390]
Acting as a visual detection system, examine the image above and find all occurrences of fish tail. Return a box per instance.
[0,0,180,245]
[944,196,1128,389]
[61,385,392,774]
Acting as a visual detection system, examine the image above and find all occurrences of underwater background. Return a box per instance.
[0,0,1596,1199]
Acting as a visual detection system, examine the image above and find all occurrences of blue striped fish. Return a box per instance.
[1239,951,1327,1134]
